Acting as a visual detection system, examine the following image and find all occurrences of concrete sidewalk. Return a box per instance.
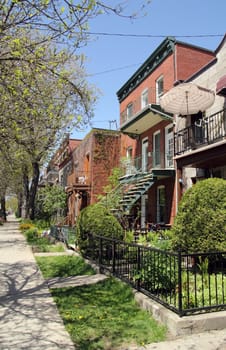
[0,216,75,350]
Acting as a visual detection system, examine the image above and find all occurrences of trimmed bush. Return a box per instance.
[19,222,35,231]
[24,227,39,243]
[171,178,226,252]
[76,203,123,254]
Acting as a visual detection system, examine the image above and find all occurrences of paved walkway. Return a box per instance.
[0,216,75,350]
[0,216,226,350]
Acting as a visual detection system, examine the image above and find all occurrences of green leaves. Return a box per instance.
[172,178,226,252]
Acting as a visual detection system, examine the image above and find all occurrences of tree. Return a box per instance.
[0,140,33,218]
[171,178,226,252]
[0,37,96,218]
[36,184,67,223]
[0,1,152,219]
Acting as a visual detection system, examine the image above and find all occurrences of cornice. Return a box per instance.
[116,36,176,103]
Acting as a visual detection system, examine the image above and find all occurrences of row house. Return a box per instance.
[116,36,215,229]
[172,34,226,195]
[65,128,121,226]
[39,135,81,187]
[56,136,81,187]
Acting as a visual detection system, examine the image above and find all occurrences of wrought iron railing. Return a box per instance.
[83,233,226,317]
[174,109,226,155]
[120,152,174,176]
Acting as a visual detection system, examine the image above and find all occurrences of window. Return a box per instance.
[165,124,174,168]
[153,131,161,167]
[126,146,133,159]
[156,76,164,104]
[141,89,148,109]
[127,103,133,119]
[157,186,166,223]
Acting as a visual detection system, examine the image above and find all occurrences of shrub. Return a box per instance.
[76,203,123,254]
[171,178,226,252]
[19,222,35,231]
[24,227,39,243]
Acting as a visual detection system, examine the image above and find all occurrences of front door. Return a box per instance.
[142,138,148,172]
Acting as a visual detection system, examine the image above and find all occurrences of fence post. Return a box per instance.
[112,240,116,274]
[137,246,141,291]
[99,237,103,273]
[178,250,183,316]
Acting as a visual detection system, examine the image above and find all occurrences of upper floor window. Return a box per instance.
[156,76,164,104]
[141,89,148,109]
[127,103,133,119]
[126,146,133,159]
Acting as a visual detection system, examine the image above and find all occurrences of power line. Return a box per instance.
[85,32,224,38]
[87,63,142,77]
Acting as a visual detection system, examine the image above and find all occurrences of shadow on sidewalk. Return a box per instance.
[0,260,75,349]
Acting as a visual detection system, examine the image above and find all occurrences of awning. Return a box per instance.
[216,75,226,96]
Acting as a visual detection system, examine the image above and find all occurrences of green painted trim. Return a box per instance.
[116,37,214,103]
[117,37,176,102]
[152,169,175,178]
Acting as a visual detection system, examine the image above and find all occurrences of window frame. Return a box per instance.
[156,75,164,104]
[127,102,133,119]
[141,88,148,109]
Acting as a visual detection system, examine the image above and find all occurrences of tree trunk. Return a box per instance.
[0,195,7,221]
[17,192,23,218]
[28,161,40,220]
[22,166,30,218]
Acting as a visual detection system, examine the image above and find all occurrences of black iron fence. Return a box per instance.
[83,233,226,317]
[50,225,76,247]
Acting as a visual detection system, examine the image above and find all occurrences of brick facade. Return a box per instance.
[117,37,215,227]
[66,129,121,225]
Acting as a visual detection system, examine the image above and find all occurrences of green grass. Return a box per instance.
[35,255,96,278]
[51,278,166,350]
[31,238,65,253]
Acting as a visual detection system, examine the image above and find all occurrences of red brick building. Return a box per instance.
[66,128,121,225]
[117,37,215,228]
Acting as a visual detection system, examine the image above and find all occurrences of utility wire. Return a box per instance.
[85,32,224,38]
[87,63,142,76]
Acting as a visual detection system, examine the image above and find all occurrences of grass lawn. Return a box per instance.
[32,242,66,253]
[35,255,96,278]
[51,278,167,350]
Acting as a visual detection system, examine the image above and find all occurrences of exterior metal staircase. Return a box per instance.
[119,172,155,213]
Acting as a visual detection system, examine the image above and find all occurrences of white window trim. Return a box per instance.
[153,130,161,168]
[165,124,174,168]
[141,88,148,109]
[156,75,164,104]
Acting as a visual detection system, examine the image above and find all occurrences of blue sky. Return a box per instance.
[72,0,226,139]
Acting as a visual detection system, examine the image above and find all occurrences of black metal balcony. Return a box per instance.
[174,109,226,155]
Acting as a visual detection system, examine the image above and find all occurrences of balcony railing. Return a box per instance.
[174,109,226,155]
[75,171,91,186]
[121,152,174,176]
